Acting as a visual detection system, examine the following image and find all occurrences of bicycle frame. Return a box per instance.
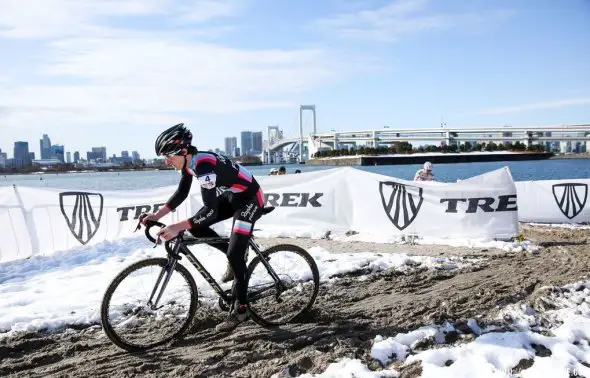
[147,232,285,311]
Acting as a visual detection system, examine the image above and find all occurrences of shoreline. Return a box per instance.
[306,152,565,166]
[1,153,588,175]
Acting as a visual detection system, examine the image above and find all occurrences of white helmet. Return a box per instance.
[424,161,433,171]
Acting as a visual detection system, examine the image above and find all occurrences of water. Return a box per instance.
[1,159,589,190]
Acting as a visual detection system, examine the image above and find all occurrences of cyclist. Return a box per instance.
[141,123,265,332]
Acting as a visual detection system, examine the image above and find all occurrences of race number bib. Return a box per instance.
[198,173,217,189]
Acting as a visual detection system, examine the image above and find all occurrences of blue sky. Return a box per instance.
[1,0,589,159]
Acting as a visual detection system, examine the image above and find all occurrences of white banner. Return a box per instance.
[188,168,352,236]
[346,166,519,239]
[0,186,33,262]
[515,179,590,223]
[1,186,192,260]
[0,167,520,262]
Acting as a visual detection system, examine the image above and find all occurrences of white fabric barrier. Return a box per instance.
[347,166,518,239]
[0,186,33,261]
[0,186,192,261]
[210,167,517,239]
[515,179,590,223]
[0,167,520,262]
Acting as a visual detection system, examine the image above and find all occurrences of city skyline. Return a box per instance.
[1,0,589,158]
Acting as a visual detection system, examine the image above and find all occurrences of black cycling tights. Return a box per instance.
[188,192,264,305]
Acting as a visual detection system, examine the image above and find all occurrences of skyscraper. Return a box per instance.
[224,137,237,157]
[252,131,263,154]
[51,145,65,162]
[241,131,253,155]
[39,134,52,159]
[90,147,107,161]
[0,150,7,168]
[14,141,31,168]
[73,151,80,163]
[66,152,71,163]
[132,151,140,162]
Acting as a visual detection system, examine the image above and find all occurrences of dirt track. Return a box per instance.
[1,224,589,378]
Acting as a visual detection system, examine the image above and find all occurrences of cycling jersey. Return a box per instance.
[165,152,263,226]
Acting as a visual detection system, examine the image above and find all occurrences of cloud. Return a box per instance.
[473,98,590,116]
[0,0,240,39]
[0,0,369,130]
[312,0,514,42]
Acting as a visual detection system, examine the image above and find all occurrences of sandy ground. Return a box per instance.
[0,224,589,378]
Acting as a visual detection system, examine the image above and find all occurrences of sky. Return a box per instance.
[0,0,589,159]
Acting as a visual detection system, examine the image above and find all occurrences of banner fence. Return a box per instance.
[1,167,588,262]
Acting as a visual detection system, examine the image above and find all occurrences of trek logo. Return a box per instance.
[117,203,167,221]
[440,195,518,213]
[264,193,323,207]
[552,183,588,220]
[59,191,104,245]
[379,182,423,230]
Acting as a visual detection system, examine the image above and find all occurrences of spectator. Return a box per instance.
[414,161,435,181]
[295,169,301,174]
[278,166,286,175]
[269,168,278,175]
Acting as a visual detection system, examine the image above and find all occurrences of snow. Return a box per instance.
[2,224,586,378]
[0,234,477,339]
[301,279,590,378]
[525,222,590,230]
[255,228,539,254]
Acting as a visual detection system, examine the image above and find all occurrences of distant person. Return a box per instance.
[414,161,435,181]
[278,166,286,175]
[269,168,278,175]
[295,169,301,174]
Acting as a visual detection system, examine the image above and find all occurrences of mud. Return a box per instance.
[1,225,589,378]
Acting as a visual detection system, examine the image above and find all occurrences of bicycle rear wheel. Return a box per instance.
[100,258,198,352]
[246,244,319,326]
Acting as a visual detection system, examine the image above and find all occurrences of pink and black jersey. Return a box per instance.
[164,152,263,226]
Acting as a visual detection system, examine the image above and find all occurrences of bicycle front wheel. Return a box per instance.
[246,244,320,326]
[100,258,198,352]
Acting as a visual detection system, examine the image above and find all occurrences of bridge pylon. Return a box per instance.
[299,105,316,162]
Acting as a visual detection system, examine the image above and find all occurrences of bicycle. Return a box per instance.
[100,207,320,352]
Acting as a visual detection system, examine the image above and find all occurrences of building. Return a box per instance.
[0,149,7,168]
[87,147,107,161]
[132,151,140,162]
[252,131,263,154]
[224,137,237,157]
[73,151,80,163]
[560,141,572,154]
[234,147,241,157]
[13,141,31,169]
[241,131,253,155]
[51,144,65,162]
[39,134,52,160]
[66,152,71,163]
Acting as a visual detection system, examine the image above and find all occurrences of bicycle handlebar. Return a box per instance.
[143,219,166,244]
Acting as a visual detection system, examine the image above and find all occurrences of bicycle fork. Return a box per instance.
[147,258,177,310]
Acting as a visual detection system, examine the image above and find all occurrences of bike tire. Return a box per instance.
[246,244,320,327]
[100,258,198,352]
